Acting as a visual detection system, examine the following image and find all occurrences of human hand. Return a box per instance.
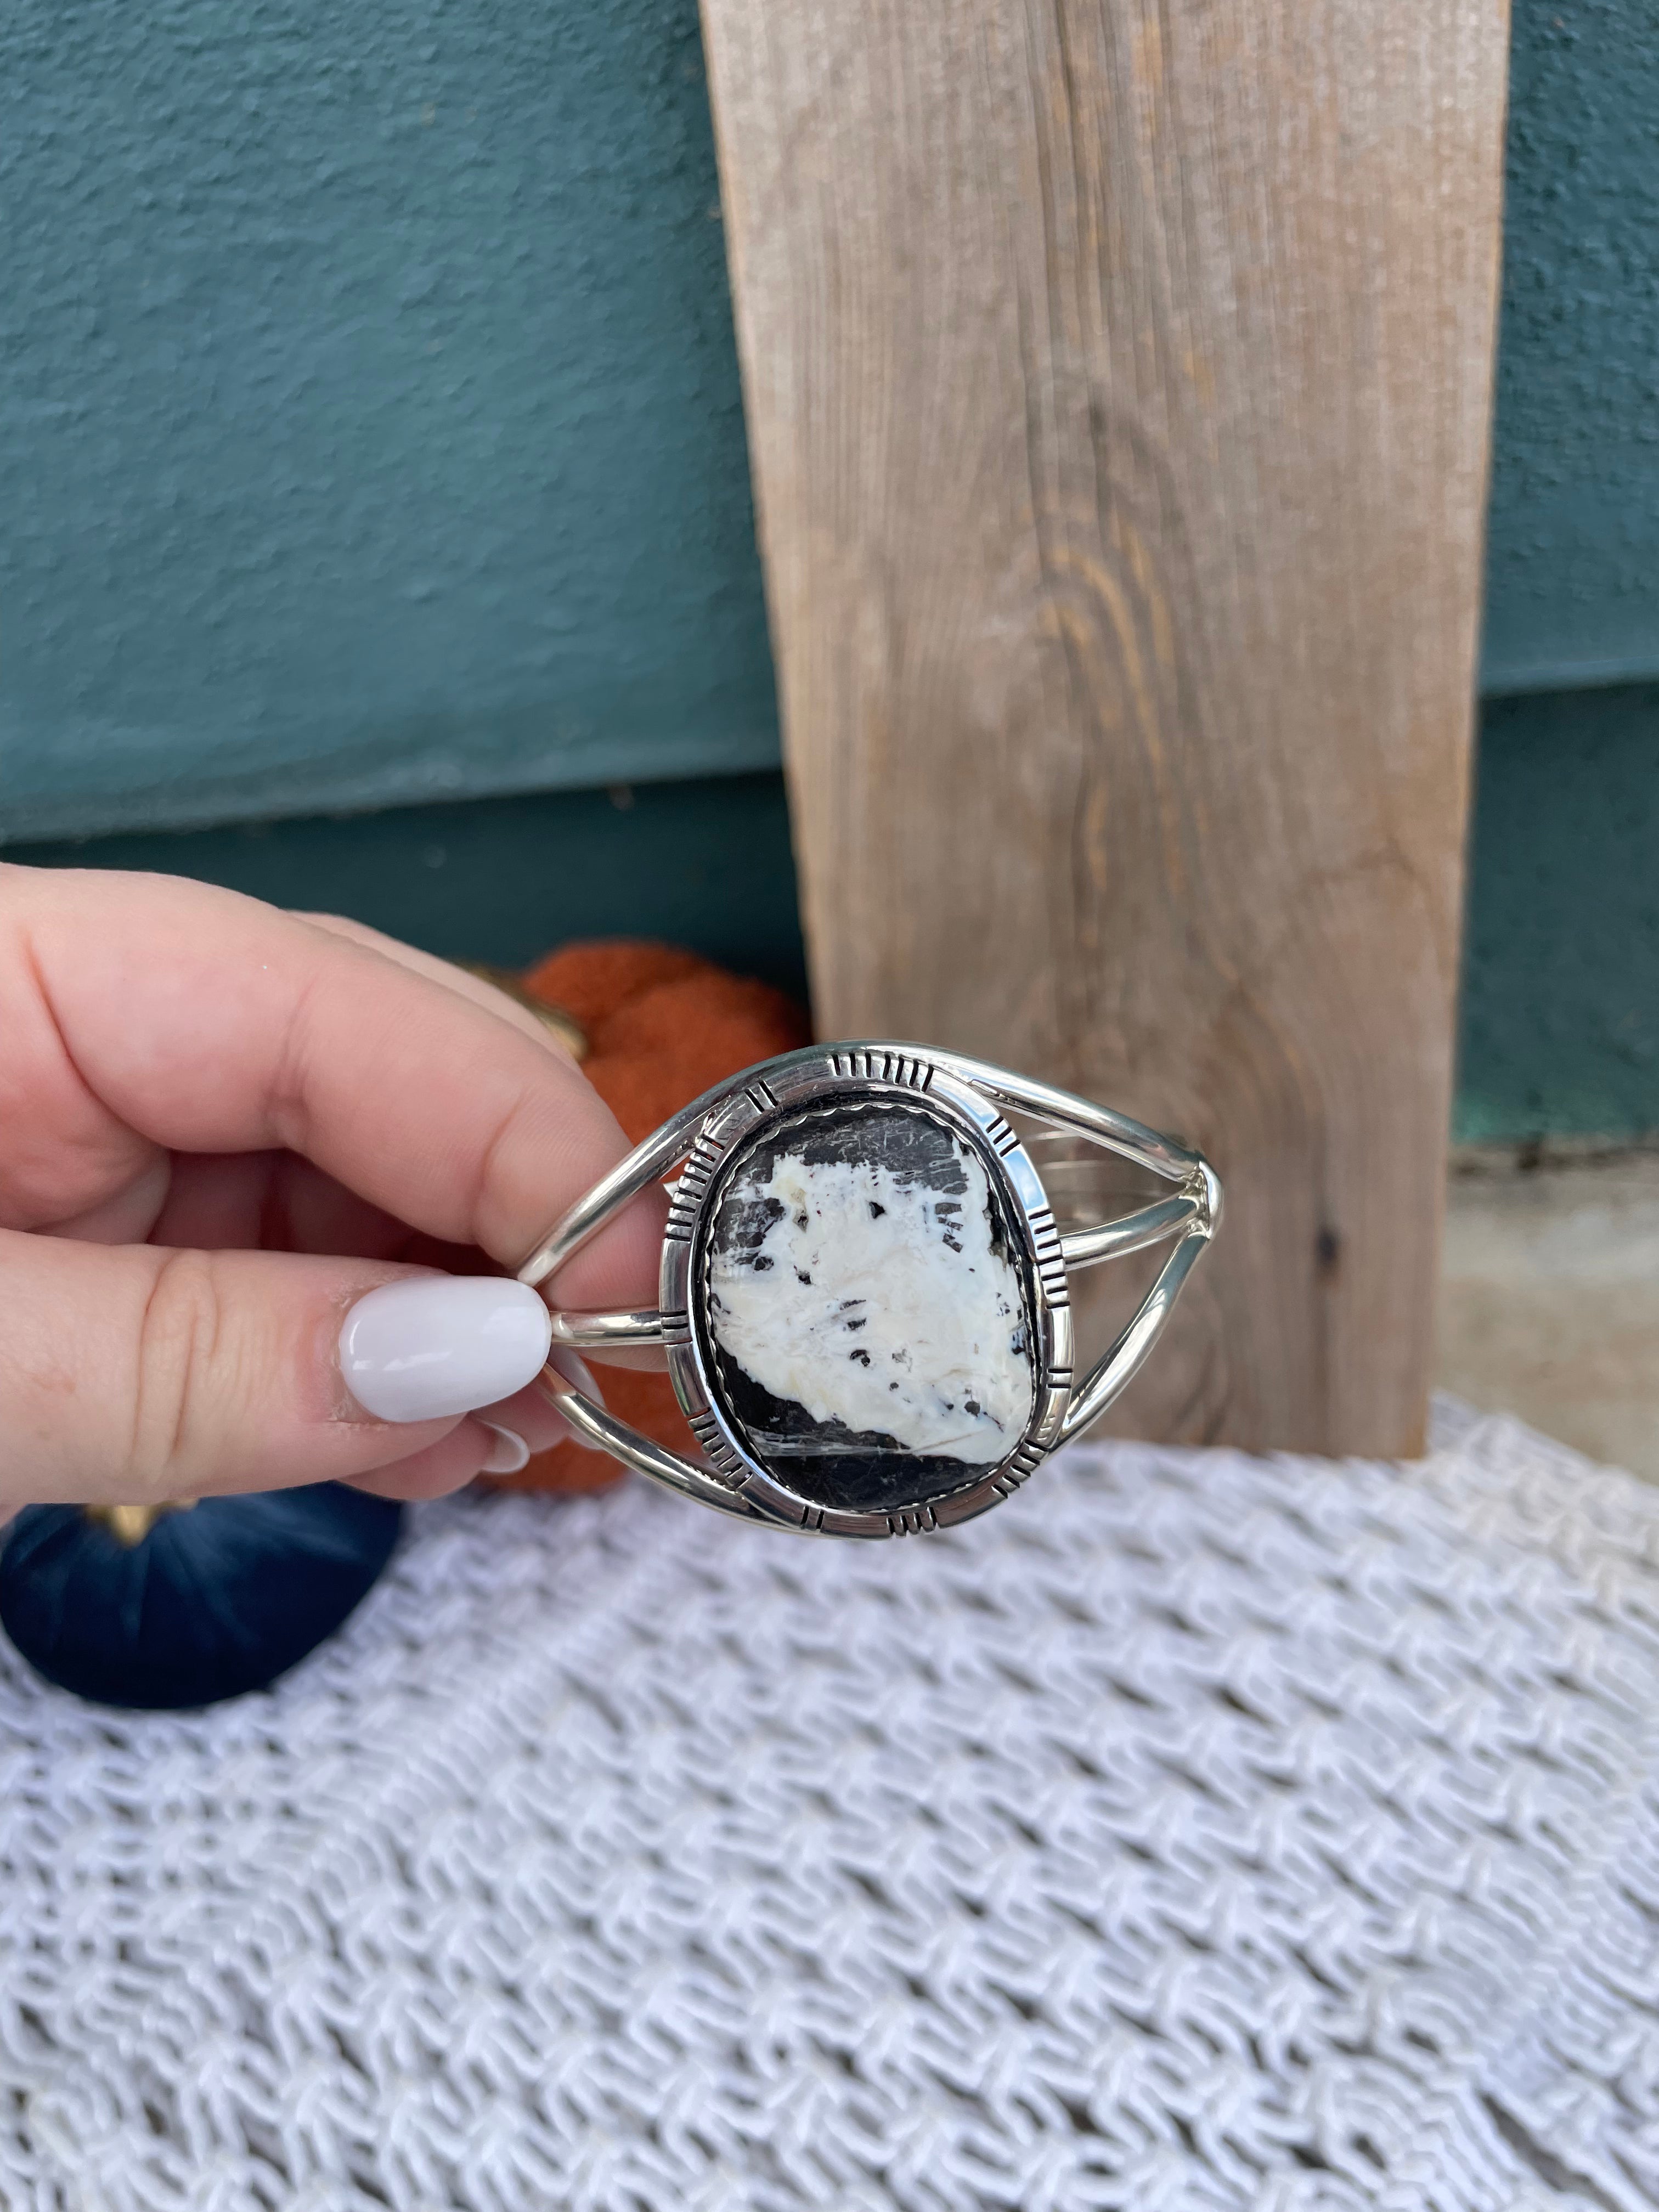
[0,866,663,1514]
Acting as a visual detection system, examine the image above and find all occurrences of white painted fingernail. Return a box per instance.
[550,1346,605,1407]
[478,1423,531,1475]
[543,1347,610,1453]
[340,1278,554,1423]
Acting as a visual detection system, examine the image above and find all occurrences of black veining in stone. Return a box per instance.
[697,1099,1036,1516]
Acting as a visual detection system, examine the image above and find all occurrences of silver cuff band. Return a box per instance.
[520,1043,1220,1538]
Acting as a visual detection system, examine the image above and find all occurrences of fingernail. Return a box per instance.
[339,1277,554,1423]
[478,1422,531,1475]
[540,1347,610,1454]
[550,1346,605,1407]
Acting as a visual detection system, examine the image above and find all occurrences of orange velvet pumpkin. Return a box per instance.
[489,940,811,1494]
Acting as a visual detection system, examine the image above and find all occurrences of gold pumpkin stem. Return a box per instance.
[87,1500,196,1548]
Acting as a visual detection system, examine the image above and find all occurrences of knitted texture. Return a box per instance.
[2,1407,1657,2210]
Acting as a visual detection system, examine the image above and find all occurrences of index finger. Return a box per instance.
[3,866,663,1310]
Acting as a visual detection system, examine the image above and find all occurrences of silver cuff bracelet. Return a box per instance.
[520,1044,1220,1538]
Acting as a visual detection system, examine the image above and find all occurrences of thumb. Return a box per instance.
[0,1228,561,1511]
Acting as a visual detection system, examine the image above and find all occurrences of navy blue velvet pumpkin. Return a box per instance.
[0,1485,403,1710]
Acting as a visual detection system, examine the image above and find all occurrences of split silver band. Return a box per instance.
[520,1043,1220,1538]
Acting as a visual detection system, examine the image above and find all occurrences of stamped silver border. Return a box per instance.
[659,1049,1073,1538]
[519,1041,1220,1538]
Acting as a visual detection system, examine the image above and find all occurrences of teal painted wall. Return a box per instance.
[1459,684,1659,1141]
[0,0,776,840]
[1454,0,1659,1136]
[1482,0,1659,693]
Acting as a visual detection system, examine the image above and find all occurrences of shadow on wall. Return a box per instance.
[1458,682,1659,1143]
[6,775,810,1002]
[17,682,1659,1147]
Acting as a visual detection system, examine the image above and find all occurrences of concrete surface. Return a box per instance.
[1438,1144,1659,1477]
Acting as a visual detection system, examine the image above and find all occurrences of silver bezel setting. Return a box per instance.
[519,1042,1220,1538]
[663,1050,1072,1537]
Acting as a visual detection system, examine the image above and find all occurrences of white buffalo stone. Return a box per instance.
[708,1141,1034,1464]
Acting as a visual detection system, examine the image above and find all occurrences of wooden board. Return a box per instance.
[701,0,1510,1455]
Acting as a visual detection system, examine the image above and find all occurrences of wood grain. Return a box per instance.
[701,0,1510,1454]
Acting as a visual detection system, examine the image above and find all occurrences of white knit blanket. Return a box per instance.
[2,1405,1657,2211]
